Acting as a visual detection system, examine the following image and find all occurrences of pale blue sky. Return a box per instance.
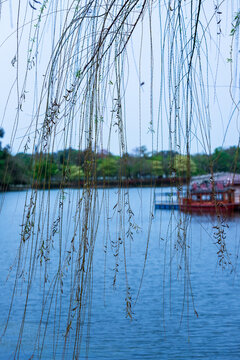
[0,0,239,155]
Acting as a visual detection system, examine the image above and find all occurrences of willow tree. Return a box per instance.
[0,0,239,359]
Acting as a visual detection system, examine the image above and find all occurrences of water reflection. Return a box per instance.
[0,188,239,359]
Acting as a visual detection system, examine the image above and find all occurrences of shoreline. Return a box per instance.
[1,177,188,192]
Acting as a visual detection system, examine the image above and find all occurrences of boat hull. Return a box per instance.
[179,202,236,213]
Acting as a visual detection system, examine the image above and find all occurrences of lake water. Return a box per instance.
[0,188,240,359]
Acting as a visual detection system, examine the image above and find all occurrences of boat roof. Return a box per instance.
[191,182,234,194]
[191,172,240,185]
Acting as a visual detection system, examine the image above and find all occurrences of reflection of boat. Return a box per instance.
[179,182,238,212]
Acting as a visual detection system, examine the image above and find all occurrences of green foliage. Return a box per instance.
[10,154,32,184]
[97,157,119,178]
[0,146,12,185]
[0,127,4,151]
[0,145,239,186]
[34,158,59,181]
[150,155,164,177]
[191,153,210,175]
[212,147,237,172]
[174,155,197,176]
[230,11,240,37]
[151,160,163,177]
[0,127,4,139]
[69,165,84,182]
[133,145,148,158]
[131,158,152,178]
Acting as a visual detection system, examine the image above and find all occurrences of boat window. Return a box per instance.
[202,195,211,201]
[216,194,223,200]
[192,195,197,201]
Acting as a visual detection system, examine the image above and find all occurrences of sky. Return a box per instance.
[0,0,240,155]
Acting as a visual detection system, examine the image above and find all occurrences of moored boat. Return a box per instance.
[179,181,238,213]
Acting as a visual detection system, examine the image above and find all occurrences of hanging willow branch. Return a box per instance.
[0,0,238,359]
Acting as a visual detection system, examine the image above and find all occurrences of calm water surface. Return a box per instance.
[0,188,240,359]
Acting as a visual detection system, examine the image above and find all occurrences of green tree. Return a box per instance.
[212,147,233,173]
[133,145,148,158]
[97,156,119,178]
[174,155,197,177]
[151,160,163,177]
[34,158,59,181]
[131,158,152,178]
[150,155,164,177]
[69,165,84,182]
[0,127,4,151]
[192,153,210,175]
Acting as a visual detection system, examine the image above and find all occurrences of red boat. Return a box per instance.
[179,181,237,213]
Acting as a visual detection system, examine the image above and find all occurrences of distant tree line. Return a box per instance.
[0,130,239,188]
